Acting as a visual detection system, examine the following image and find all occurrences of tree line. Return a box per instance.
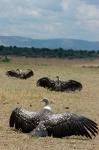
[0,45,99,59]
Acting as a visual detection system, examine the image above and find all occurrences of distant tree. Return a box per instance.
[0,45,98,59]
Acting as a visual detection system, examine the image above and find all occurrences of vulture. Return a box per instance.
[19,69,34,79]
[6,69,34,79]
[9,98,98,139]
[6,69,20,78]
[37,76,82,92]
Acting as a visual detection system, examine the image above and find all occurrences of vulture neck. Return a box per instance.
[56,76,60,84]
[44,105,52,111]
[43,99,52,112]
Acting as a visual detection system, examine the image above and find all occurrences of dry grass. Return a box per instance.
[0,57,99,150]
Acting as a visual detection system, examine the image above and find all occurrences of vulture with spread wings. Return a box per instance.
[9,98,98,139]
[37,76,82,92]
[6,69,34,79]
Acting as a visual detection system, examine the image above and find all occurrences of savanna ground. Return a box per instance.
[0,57,99,150]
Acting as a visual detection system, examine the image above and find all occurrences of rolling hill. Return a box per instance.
[0,36,99,50]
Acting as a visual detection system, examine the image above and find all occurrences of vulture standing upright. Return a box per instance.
[9,98,98,139]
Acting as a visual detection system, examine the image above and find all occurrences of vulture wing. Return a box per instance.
[6,70,19,78]
[61,80,82,91]
[25,69,34,78]
[20,69,34,79]
[37,77,55,89]
[9,107,41,133]
[32,112,98,139]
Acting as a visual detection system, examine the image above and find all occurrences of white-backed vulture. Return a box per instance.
[9,98,98,139]
[37,76,82,92]
[6,69,34,79]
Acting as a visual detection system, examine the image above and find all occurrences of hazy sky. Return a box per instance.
[0,0,99,41]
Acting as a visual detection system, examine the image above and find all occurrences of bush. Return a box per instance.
[2,56,11,63]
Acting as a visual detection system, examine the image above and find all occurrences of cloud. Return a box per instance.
[84,0,99,5]
[76,2,99,20]
[0,0,99,40]
[75,2,99,34]
[60,0,99,40]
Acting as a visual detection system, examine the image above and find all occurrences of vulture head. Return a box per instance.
[56,76,60,84]
[42,98,52,112]
[56,76,59,80]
